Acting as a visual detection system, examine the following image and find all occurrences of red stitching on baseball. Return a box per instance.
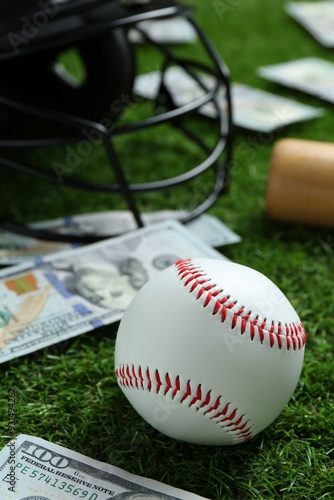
[199,390,211,409]
[211,402,229,419]
[204,395,220,415]
[115,364,254,443]
[190,384,203,407]
[172,375,180,398]
[175,259,307,350]
[155,370,162,393]
[146,368,152,391]
[165,373,172,395]
[181,381,192,403]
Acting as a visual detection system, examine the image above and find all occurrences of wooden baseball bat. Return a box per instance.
[266,138,334,227]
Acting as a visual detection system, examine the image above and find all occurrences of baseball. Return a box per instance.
[115,258,306,446]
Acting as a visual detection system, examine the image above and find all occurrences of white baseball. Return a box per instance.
[115,258,306,446]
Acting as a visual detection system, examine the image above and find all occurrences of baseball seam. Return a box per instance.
[176,259,307,350]
[115,364,254,443]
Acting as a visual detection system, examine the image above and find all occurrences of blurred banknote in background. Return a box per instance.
[0,211,240,265]
[0,230,71,266]
[134,67,324,131]
[128,16,197,44]
[257,57,334,103]
[285,1,334,47]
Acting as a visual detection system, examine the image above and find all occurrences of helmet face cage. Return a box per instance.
[0,0,233,242]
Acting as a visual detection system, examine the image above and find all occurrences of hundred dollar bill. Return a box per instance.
[0,212,240,265]
[257,57,334,103]
[0,434,208,499]
[0,220,227,364]
[31,210,241,248]
[285,1,334,48]
[134,66,324,131]
[227,82,324,131]
[128,17,197,44]
[134,66,224,118]
[0,230,72,266]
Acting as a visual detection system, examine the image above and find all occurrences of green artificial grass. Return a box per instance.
[1,0,334,498]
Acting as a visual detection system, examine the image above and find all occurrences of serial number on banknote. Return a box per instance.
[15,461,113,499]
